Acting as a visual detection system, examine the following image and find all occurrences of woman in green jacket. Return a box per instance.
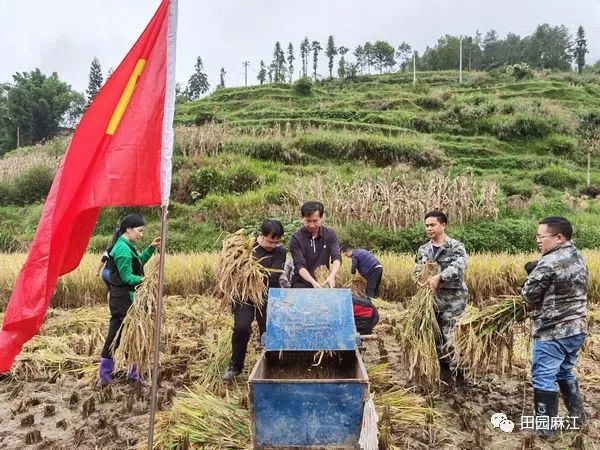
[98,214,160,385]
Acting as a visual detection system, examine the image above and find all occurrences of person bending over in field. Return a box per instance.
[341,245,383,299]
[98,214,160,386]
[289,201,341,289]
[223,219,286,382]
[413,210,468,386]
[522,216,588,440]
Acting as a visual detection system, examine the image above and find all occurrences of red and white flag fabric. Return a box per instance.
[0,0,178,371]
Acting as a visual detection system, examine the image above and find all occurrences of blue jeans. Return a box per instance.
[531,333,586,391]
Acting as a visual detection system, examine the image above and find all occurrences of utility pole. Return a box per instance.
[459,35,463,84]
[243,61,250,87]
[413,52,416,87]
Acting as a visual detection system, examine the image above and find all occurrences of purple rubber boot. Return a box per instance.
[128,366,145,385]
[98,358,114,385]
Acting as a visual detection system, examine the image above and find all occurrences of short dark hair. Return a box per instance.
[539,216,573,240]
[341,245,352,253]
[424,210,448,225]
[260,219,284,238]
[524,260,538,275]
[300,201,324,218]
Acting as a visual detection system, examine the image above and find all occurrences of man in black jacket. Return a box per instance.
[289,201,341,288]
[223,219,286,381]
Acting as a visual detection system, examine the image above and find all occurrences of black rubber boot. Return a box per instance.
[533,389,559,440]
[558,380,587,426]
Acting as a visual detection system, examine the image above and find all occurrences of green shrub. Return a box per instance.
[0,230,21,252]
[292,132,442,167]
[533,165,582,189]
[187,163,269,201]
[452,219,537,253]
[222,166,261,193]
[415,95,445,111]
[489,114,554,140]
[0,165,55,206]
[545,134,576,156]
[293,76,313,96]
[506,63,535,81]
[225,138,305,164]
[194,111,220,125]
[498,177,539,198]
[188,167,223,199]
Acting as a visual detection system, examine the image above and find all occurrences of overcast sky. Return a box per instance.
[1,0,599,93]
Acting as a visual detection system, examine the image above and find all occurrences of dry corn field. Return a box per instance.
[173,122,318,158]
[283,171,499,230]
[2,250,599,310]
[0,251,599,449]
[0,150,62,180]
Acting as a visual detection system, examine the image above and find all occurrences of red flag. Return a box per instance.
[0,0,178,371]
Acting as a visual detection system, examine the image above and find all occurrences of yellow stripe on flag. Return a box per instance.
[106,59,147,135]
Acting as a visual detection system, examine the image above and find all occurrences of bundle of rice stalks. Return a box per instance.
[42,306,107,336]
[315,265,330,286]
[190,319,234,392]
[217,230,275,307]
[151,384,250,449]
[398,261,440,388]
[376,388,440,428]
[112,259,160,379]
[366,362,396,393]
[13,335,93,381]
[453,295,527,379]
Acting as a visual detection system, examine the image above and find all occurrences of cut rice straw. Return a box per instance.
[112,258,160,379]
[398,261,440,388]
[216,229,278,308]
[454,295,527,380]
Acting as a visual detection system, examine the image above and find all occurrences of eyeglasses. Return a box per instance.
[536,234,557,240]
[261,237,282,246]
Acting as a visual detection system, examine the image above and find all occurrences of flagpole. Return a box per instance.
[147,203,168,450]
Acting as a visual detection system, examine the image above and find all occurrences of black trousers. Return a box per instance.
[101,287,132,359]
[231,301,267,371]
[364,266,383,298]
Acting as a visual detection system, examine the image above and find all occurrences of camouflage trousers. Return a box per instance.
[435,289,467,373]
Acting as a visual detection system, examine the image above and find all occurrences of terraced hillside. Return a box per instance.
[1,70,599,253]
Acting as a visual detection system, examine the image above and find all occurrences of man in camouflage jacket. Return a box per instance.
[522,216,588,438]
[413,211,468,385]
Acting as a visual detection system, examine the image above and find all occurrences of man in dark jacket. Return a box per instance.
[223,219,286,381]
[522,216,588,439]
[342,246,383,298]
[289,201,341,288]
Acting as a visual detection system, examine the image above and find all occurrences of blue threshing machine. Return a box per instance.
[248,288,370,449]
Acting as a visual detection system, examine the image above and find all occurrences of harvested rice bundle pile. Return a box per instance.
[112,259,160,379]
[398,261,440,388]
[217,229,275,307]
[454,295,527,380]
[13,335,92,381]
[151,383,250,449]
